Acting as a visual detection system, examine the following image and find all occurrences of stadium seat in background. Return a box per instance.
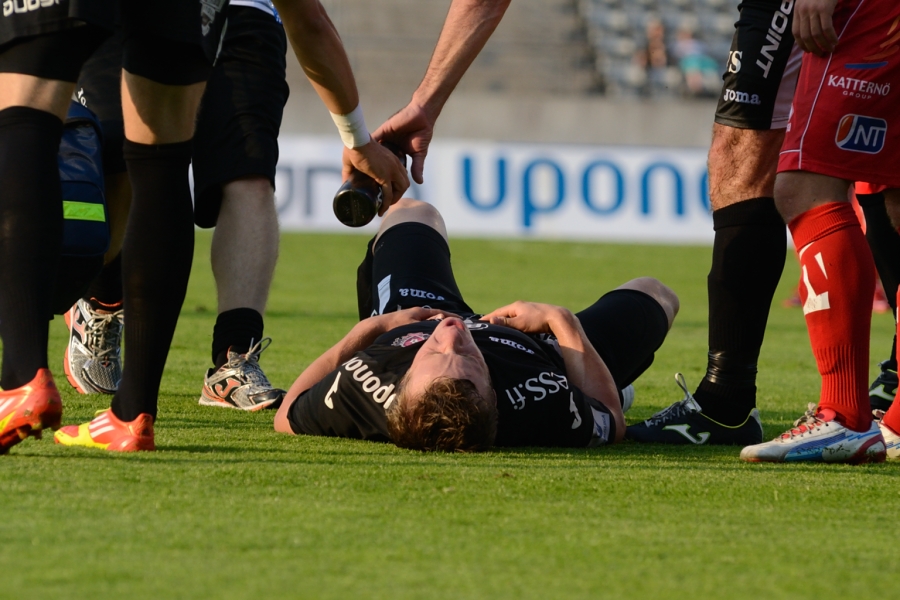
[581,0,737,98]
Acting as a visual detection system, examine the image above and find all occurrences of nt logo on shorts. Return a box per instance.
[835,114,887,154]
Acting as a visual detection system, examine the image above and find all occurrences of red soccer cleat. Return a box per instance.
[0,369,62,454]
[54,408,155,452]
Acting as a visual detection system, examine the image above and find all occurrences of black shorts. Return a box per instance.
[192,5,289,228]
[0,0,115,49]
[0,1,224,86]
[714,0,802,130]
[356,223,474,319]
[76,29,125,174]
[0,21,110,82]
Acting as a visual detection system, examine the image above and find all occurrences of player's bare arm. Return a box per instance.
[793,0,838,56]
[272,0,409,204]
[274,307,453,433]
[373,0,511,184]
[482,301,625,441]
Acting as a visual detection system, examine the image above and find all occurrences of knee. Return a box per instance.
[377,199,447,241]
[617,277,679,329]
[385,198,434,216]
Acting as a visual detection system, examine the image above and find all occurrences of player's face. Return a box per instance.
[404,317,493,401]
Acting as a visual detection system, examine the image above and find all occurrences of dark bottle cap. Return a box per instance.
[333,142,407,227]
[333,182,381,227]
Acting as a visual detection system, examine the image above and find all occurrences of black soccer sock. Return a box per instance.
[857,191,900,365]
[211,308,264,369]
[111,140,194,421]
[0,107,65,390]
[693,197,786,424]
[85,251,124,306]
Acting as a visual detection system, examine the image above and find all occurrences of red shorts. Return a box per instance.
[778,0,900,189]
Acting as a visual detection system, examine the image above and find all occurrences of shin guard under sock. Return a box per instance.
[111,140,194,421]
[789,202,874,432]
[0,107,64,390]
[693,198,786,424]
[211,308,264,369]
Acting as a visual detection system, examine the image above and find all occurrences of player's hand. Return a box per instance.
[342,140,410,214]
[793,0,839,56]
[482,301,568,334]
[374,307,460,331]
[372,101,435,185]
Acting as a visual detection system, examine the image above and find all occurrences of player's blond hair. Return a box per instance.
[387,376,497,452]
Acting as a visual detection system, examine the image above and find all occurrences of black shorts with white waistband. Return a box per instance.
[714,0,802,130]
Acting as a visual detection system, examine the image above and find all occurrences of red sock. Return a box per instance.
[881,287,900,435]
[789,202,875,432]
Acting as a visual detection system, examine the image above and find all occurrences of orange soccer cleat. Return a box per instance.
[0,369,62,454]
[54,408,155,452]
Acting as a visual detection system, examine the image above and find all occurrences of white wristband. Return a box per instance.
[330,105,371,149]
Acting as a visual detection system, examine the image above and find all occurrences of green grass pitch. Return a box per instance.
[2,231,899,599]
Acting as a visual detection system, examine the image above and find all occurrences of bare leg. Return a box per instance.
[708,125,783,210]
[211,177,280,315]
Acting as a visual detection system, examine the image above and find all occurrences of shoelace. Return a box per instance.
[226,338,274,388]
[644,373,699,426]
[780,403,826,439]
[82,304,124,361]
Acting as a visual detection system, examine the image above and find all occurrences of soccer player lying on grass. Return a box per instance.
[274,199,679,451]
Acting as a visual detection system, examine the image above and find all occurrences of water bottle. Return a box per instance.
[333,142,407,227]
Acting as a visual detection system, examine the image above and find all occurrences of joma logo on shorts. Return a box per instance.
[399,288,445,301]
[723,89,761,105]
[756,0,794,78]
[3,0,58,17]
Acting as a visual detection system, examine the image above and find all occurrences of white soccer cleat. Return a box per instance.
[740,404,886,464]
[621,384,635,413]
[874,410,900,461]
[64,298,124,394]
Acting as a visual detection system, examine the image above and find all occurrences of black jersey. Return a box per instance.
[288,318,615,448]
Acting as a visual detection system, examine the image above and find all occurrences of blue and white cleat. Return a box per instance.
[740,403,886,464]
[874,410,900,461]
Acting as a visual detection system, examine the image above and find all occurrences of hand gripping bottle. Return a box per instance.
[333,142,407,227]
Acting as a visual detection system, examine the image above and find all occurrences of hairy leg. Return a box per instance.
[708,125,784,210]
[211,177,280,315]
